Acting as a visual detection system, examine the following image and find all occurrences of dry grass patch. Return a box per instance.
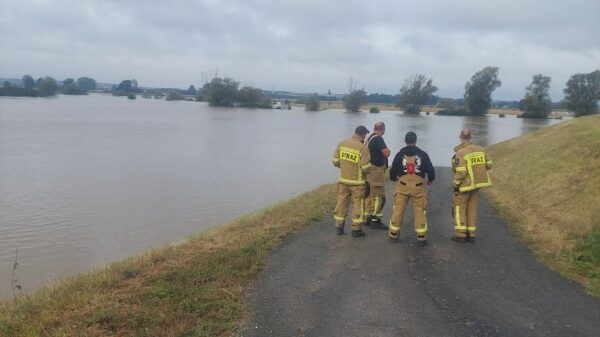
[0,184,337,337]
[486,114,600,296]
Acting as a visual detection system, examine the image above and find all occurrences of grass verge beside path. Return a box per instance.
[0,184,337,337]
[486,114,600,296]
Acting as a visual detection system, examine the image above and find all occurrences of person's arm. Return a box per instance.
[389,152,400,181]
[378,138,391,157]
[374,137,391,167]
[360,144,372,174]
[424,152,435,184]
[332,144,340,168]
[453,152,468,188]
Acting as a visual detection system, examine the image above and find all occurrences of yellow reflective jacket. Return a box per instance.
[452,141,493,192]
[332,134,373,185]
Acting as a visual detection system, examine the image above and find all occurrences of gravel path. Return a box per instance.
[238,168,600,337]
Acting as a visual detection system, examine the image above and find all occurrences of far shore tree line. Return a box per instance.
[2,67,598,117]
[302,67,598,118]
[0,75,97,97]
[111,77,288,108]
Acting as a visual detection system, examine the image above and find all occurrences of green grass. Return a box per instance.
[0,184,338,337]
[486,114,600,296]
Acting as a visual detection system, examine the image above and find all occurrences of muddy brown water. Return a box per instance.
[0,94,562,299]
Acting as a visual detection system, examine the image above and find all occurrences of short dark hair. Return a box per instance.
[355,125,369,135]
[405,131,417,144]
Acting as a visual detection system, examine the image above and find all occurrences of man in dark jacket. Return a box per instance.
[388,131,435,246]
[365,121,391,230]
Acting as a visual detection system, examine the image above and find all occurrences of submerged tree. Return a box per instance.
[563,70,600,117]
[61,78,87,95]
[397,73,438,114]
[165,91,185,101]
[520,74,552,118]
[22,75,35,90]
[187,85,197,96]
[464,66,502,115]
[36,77,58,97]
[343,77,367,112]
[203,77,239,106]
[116,80,133,93]
[76,77,97,92]
[238,86,263,107]
[305,93,320,111]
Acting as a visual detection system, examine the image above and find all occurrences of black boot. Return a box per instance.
[365,215,372,226]
[371,219,388,230]
[352,229,366,237]
[451,236,467,243]
[467,233,476,243]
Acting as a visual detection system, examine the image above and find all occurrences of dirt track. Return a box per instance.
[238,168,600,337]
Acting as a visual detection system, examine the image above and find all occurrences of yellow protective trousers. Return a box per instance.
[452,189,480,238]
[365,186,385,220]
[334,183,366,231]
[365,165,386,221]
[388,175,428,239]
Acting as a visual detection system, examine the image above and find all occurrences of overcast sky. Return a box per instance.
[1,0,598,100]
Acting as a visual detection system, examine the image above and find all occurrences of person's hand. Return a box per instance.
[453,186,459,193]
[427,180,433,186]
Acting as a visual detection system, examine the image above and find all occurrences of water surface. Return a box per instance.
[0,94,561,298]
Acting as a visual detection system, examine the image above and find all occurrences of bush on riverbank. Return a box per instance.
[486,114,600,296]
[435,108,468,116]
[165,91,185,101]
[0,184,337,336]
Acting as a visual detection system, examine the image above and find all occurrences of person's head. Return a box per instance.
[405,131,417,145]
[460,128,472,142]
[373,121,386,136]
[355,125,369,141]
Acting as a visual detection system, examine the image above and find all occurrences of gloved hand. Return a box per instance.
[453,186,459,193]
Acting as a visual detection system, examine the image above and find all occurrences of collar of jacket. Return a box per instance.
[352,134,363,142]
[453,140,471,152]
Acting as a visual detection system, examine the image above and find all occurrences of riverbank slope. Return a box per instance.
[0,185,337,337]
[486,114,600,295]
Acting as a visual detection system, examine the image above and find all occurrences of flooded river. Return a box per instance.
[0,94,561,298]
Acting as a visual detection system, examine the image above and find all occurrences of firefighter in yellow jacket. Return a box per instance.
[451,128,493,242]
[332,126,373,237]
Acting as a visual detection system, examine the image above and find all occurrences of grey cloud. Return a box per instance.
[1,0,598,100]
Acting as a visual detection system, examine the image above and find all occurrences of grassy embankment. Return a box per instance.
[0,185,337,336]
[486,114,600,296]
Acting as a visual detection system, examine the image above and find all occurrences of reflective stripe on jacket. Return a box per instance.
[332,134,372,185]
[452,141,493,192]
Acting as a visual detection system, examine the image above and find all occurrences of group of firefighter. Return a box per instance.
[332,121,492,246]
